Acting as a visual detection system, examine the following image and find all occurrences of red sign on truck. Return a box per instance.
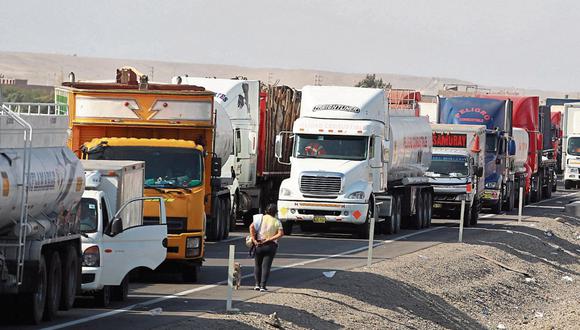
[433,132,467,148]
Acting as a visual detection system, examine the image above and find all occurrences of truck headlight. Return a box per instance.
[485,182,498,189]
[186,237,201,258]
[82,246,100,267]
[186,237,200,249]
[347,191,365,200]
[280,187,292,197]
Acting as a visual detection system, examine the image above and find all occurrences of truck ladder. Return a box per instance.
[1,104,34,285]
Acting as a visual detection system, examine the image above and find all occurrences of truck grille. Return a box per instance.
[300,175,342,196]
[144,216,187,234]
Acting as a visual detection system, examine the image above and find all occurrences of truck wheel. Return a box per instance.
[503,183,515,212]
[543,175,553,199]
[207,198,224,241]
[394,195,402,234]
[422,191,432,228]
[383,196,396,235]
[411,192,423,230]
[531,176,542,202]
[564,180,573,190]
[18,254,47,324]
[112,275,129,301]
[357,202,373,239]
[43,251,62,321]
[491,195,503,214]
[222,197,231,239]
[282,221,293,235]
[551,173,557,192]
[182,264,199,283]
[59,245,79,311]
[470,199,479,226]
[95,286,111,307]
[462,203,472,228]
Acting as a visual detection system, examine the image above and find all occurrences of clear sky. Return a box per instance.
[1,0,578,91]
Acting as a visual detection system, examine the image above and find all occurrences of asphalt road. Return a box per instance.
[2,186,578,330]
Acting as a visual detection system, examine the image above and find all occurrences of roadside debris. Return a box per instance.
[562,275,573,282]
[497,323,506,329]
[524,277,535,283]
[265,312,282,328]
[475,253,531,277]
[534,311,544,318]
[149,307,163,316]
[323,271,336,278]
[544,230,554,237]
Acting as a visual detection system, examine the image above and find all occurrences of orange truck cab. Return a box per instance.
[58,68,232,281]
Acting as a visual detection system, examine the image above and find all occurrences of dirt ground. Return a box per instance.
[160,215,580,330]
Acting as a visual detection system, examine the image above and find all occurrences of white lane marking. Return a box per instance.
[524,205,565,209]
[218,236,245,243]
[480,213,497,218]
[43,226,445,330]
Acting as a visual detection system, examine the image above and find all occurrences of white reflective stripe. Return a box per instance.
[151,100,212,121]
[76,96,139,119]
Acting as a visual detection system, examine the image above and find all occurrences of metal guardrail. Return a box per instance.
[1,102,68,115]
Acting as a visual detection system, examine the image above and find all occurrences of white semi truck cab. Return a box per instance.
[277,86,433,237]
[79,160,167,306]
[563,103,580,189]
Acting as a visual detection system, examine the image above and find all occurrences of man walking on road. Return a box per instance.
[250,203,284,292]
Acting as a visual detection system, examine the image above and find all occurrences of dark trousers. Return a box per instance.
[254,242,278,287]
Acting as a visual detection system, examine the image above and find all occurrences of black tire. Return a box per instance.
[531,176,542,202]
[222,197,231,239]
[282,221,293,235]
[543,175,553,199]
[491,193,503,214]
[59,245,79,311]
[112,275,129,301]
[182,264,199,283]
[411,192,423,230]
[357,201,373,239]
[19,254,47,324]
[462,202,472,228]
[44,251,62,321]
[470,199,479,226]
[422,191,431,228]
[564,180,573,190]
[95,286,111,307]
[383,196,396,235]
[551,174,557,192]
[207,197,225,241]
[393,195,402,234]
[503,183,515,212]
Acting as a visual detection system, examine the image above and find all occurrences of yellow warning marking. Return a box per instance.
[1,172,9,197]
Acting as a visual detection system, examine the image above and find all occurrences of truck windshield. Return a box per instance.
[80,198,98,233]
[568,137,580,156]
[88,146,204,188]
[428,155,469,177]
[486,133,497,152]
[294,134,368,161]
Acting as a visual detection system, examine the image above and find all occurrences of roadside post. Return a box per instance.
[458,198,466,243]
[518,186,524,222]
[367,201,382,267]
[226,244,239,312]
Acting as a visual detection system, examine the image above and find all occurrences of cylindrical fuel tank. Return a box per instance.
[0,147,85,231]
[512,127,529,172]
[388,116,432,181]
[213,103,234,163]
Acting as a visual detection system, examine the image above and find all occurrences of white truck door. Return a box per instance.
[235,127,256,186]
[100,197,167,286]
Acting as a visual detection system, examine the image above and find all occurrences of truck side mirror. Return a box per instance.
[211,157,222,177]
[275,135,283,159]
[109,217,123,236]
[508,140,516,156]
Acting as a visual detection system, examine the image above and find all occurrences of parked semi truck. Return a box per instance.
[173,76,302,224]
[0,103,84,324]
[80,160,167,307]
[59,67,229,281]
[482,95,557,201]
[546,98,580,173]
[428,124,486,226]
[276,86,433,237]
[438,97,516,213]
[562,103,580,189]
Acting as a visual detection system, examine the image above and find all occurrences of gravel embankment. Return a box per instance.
[160,215,580,329]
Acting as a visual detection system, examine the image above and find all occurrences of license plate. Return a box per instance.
[312,216,326,223]
[433,203,443,209]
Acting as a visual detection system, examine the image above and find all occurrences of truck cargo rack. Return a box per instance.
[0,104,34,286]
[1,102,68,115]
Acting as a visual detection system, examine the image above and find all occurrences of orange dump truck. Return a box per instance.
[57,68,232,281]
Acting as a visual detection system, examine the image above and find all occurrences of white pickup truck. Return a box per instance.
[79,160,167,306]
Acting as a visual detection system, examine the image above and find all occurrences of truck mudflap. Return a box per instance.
[165,232,204,260]
[278,200,369,224]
